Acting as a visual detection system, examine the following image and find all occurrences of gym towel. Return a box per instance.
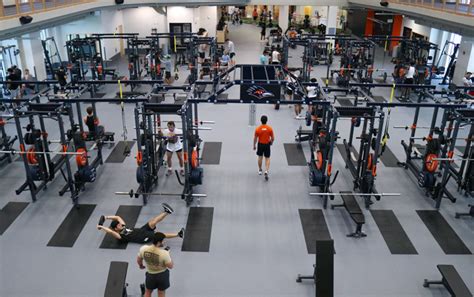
[417,210,471,255]
[370,210,418,255]
[100,205,142,249]
[299,209,332,254]
[182,207,213,252]
[284,143,307,166]
[200,142,222,165]
[47,204,96,247]
[0,202,29,235]
[105,141,135,163]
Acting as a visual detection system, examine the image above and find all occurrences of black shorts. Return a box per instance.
[257,143,271,158]
[145,270,170,291]
[230,52,235,59]
[404,78,414,84]
[199,52,205,59]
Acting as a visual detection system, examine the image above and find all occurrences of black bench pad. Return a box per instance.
[104,261,128,297]
[438,265,472,297]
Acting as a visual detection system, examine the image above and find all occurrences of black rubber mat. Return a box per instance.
[100,205,142,249]
[182,207,213,252]
[336,143,359,163]
[455,146,465,154]
[417,210,471,255]
[380,146,400,168]
[47,204,96,247]
[372,96,386,103]
[200,142,222,165]
[284,143,307,166]
[299,209,332,254]
[337,98,353,106]
[105,141,135,163]
[370,210,418,255]
[0,202,29,235]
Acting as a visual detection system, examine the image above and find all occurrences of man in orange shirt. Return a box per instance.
[253,115,275,180]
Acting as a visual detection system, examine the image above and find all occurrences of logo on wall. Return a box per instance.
[247,86,275,100]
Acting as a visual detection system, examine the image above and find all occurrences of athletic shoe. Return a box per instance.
[162,203,174,214]
[180,169,185,176]
[264,171,269,181]
[258,170,263,175]
[178,228,185,238]
[98,215,105,226]
[166,169,172,176]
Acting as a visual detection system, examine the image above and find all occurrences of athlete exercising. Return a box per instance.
[97,203,184,244]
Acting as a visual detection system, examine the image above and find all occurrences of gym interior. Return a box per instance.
[0,1,473,296]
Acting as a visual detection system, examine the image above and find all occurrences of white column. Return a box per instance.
[278,5,289,31]
[453,37,473,85]
[326,6,338,47]
[27,32,47,80]
[326,6,338,35]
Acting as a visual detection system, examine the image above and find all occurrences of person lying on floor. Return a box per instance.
[97,203,184,244]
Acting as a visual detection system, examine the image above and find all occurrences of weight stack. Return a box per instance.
[316,239,334,297]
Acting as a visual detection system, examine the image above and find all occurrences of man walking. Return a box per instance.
[137,232,174,297]
[253,115,275,181]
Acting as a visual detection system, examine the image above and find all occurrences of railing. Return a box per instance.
[387,0,473,15]
[0,0,96,19]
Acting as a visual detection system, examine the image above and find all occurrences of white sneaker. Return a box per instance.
[258,170,263,175]
[264,171,269,181]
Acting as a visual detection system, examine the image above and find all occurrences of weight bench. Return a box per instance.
[455,205,474,219]
[331,192,366,238]
[423,265,472,297]
[104,261,128,297]
[295,128,313,143]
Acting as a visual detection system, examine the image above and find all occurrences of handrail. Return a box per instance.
[387,0,473,15]
[0,0,96,20]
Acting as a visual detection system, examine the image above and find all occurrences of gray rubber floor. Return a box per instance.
[0,23,473,297]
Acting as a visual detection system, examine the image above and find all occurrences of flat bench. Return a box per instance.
[104,261,128,297]
[295,128,313,143]
[331,191,366,238]
[84,131,115,142]
[455,204,474,219]
[423,265,472,297]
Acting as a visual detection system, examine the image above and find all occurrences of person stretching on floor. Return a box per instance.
[253,115,275,181]
[97,203,184,244]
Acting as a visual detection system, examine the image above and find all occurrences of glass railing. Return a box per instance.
[388,0,473,15]
[0,0,96,19]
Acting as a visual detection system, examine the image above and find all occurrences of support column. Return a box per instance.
[326,6,338,47]
[364,9,374,36]
[390,15,403,50]
[28,32,47,80]
[453,37,473,86]
[278,5,289,31]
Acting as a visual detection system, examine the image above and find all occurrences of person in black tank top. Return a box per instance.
[84,106,97,136]
[96,203,185,244]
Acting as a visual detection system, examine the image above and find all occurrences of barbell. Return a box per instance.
[309,192,400,197]
[115,189,207,198]
[0,149,85,156]
[394,126,465,130]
